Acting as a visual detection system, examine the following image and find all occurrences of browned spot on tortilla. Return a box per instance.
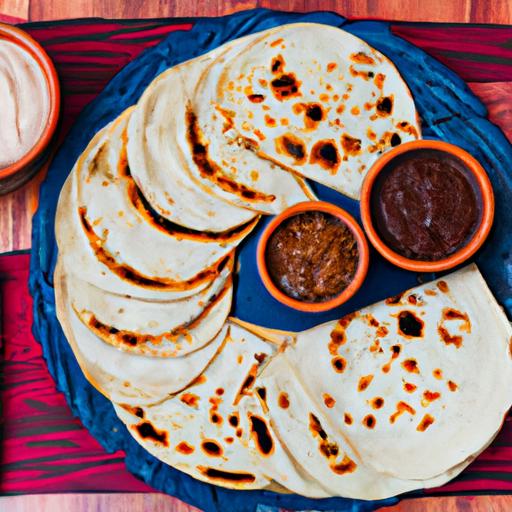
[376,326,389,337]
[176,441,194,455]
[87,141,110,178]
[215,105,235,133]
[233,364,259,406]
[349,65,373,80]
[78,207,231,290]
[442,308,471,333]
[374,73,386,90]
[180,393,200,408]
[407,294,418,305]
[192,374,207,386]
[323,393,336,408]
[433,369,443,380]
[417,414,435,432]
[376,95,394,116]
[235,427,243,437]
[248,94,265,103]
[340,133,362,157]
[363,414,376,429]
[350,106,360,116]
[327,62,337,72]
[84,277,232,351]
[248,414,274,456]
[278,392,290,409]
[390,401,416,424]
[254,353,267,364]
[210,412,222,425]
[425,289,437,296]
[309,139,340,174]
[270,38,284,47]
[397,310,425,338]
[303,103,325,130]
[186,107,275,203]
[198,466,256,484]
[447,380,458,392]
[216,388,225,396]
[201,439,223,457]
[126,174,260,243]
[331,455,357,475]
[437,280,449,293]
[438,325,463,348]
[258,78,268,87]
[369,339,381,353]
[402,358,420,374]
[386,291,404,305]
[328,312,357,355]
[396,120,419,138]
[275,133,307,164]
[344,413,353,425]
[264,114,277,127]
[209,395,223,426]
[331,356,347,373]
[336,104,345,114]
[309,413,340,461]
[134,421,169,447]
[225,437,234,444]
[228,412,239,428]
[350,52,375,65]
[403,382,417,393]
[382,344,402,373]
[271,55,285,74]
[358,375,374,392]
[319,93,330,102]
[366,315,380,327]
[422,390,441,407]
[253,128,266,141]
[370,397,385,410]
[119,404,144,418]
[270,72,301,101]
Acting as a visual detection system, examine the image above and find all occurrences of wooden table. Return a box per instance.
[1,1,511,511]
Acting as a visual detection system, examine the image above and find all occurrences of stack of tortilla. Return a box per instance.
[54,23,512,500]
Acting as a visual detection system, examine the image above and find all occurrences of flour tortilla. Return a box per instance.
[75,109,253,286]
[281,264,512,481]
[199,23,420,199]
[55,262,227,405]
[258,354,485,499]
[132,41,315,217]
[56,158,225,301]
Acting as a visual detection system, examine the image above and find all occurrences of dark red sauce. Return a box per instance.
[371,149,482,261]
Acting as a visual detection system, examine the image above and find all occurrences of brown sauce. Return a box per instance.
[371,149,481,261]
[265,211,359,302]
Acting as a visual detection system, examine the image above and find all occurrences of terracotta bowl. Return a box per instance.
[257,201,370,313]
[360,139,494,272]
[0,23,60,195]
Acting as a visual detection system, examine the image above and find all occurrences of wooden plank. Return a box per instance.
[0,0,28,21]
[27,0,512,24]
[3,493,512,512]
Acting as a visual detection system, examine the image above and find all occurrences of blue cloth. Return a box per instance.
[30,8,512,512]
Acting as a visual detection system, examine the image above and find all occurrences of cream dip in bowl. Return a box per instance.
[0,23,60,194]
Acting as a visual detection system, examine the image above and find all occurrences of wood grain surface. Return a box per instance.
[1,2,512,512]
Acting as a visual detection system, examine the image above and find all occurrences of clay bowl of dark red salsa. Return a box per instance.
[360,140,494,272]
[257,201,369,312]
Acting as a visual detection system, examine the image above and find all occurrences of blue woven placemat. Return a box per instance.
[29,8,512,512]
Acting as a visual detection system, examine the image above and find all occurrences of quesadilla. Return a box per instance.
[268,265,512,484]
[131,42,315,218]
[197,23,420,199]
[55,262,228,405]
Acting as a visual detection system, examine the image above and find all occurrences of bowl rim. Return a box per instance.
[359,139,495,272]
[256,200,370,313]
[0,22,60,180]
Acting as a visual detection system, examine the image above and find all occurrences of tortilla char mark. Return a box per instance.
[126,174,260,243]
[385,291,405,306]
[180,393,200,408]
[78,207,231,290]
[119,404,144,418]
[80,276,232,351]
[341,133,362,158]
[275,133,308,164]
[278,392,290,409]
[248,414,274,456]
[197,466,256,484]
[269,54,301,101]
[133,421,169,447]
[328,312,357,356]
[397,311,424,338]
[309,139,341,174]
[390,401,416,424]
[382,344,402,373]
[362,414,376,429]
[309,413,357,475]
[185,107,276,204]
[402,358,420,374]
[376,95,394,117]
[358,375,374,392]
[176,441,195,455]
[332,356,347,373]
[417,414,435,432]
[201,439,224,457]
[442,308,471,333]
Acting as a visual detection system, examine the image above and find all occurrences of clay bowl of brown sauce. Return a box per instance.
[360,140,494,272]
[257,201,369,312]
